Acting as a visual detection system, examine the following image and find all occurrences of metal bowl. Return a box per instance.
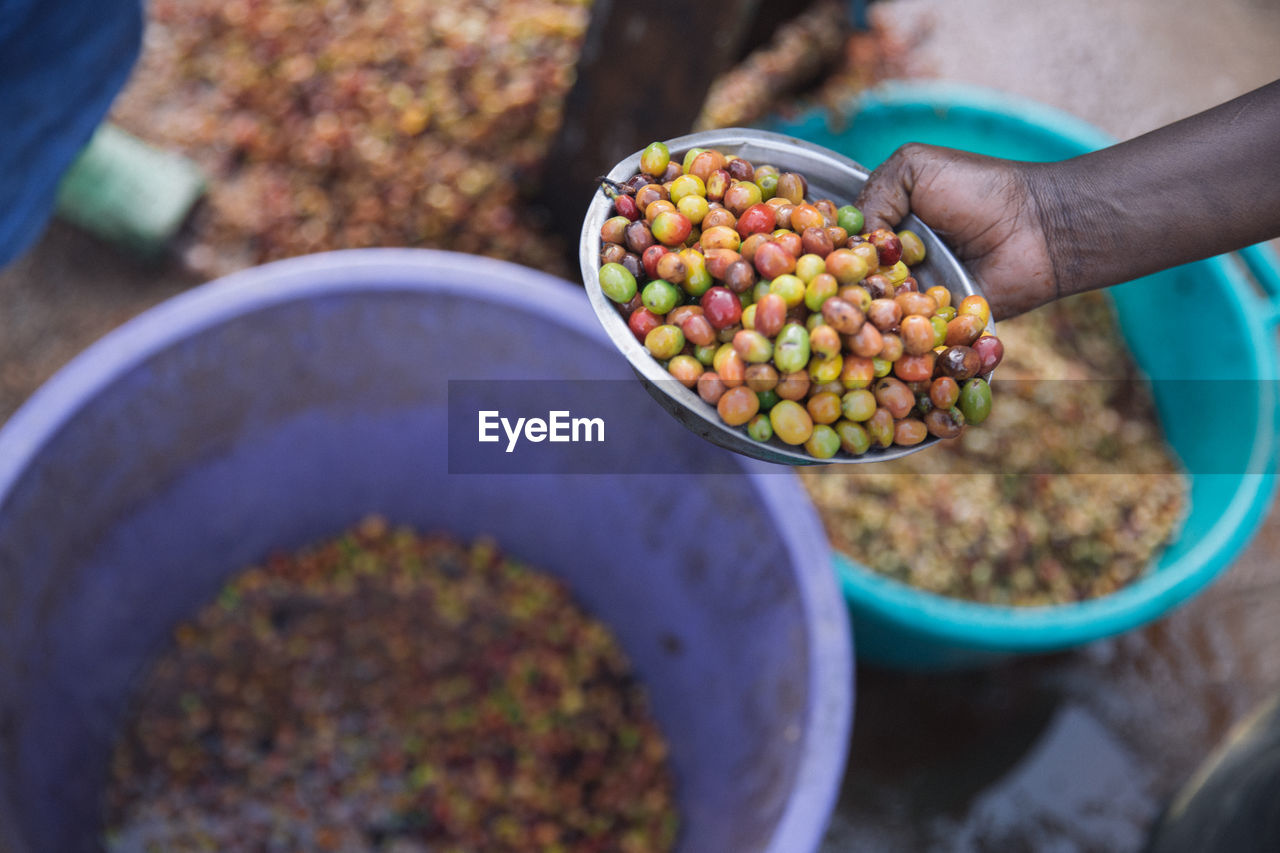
[580,127,989,465]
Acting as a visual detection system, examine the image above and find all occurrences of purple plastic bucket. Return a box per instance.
[0,250,851,853]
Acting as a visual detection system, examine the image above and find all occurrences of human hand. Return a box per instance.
[855,143,1056,321]
[854,81,1280,322]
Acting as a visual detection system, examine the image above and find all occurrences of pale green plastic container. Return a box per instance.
[765,82,1280,668]
[55,124,205,256]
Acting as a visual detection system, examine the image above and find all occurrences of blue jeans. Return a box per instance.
[0,0,143,265]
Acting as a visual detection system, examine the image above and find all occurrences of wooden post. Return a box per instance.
[537,0,764,262]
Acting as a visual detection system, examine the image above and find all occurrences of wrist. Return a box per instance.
[1021,160,1107,303]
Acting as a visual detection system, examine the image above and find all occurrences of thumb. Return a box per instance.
[853,142,931,233]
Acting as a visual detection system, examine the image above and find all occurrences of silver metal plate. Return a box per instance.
[581,128,990,465]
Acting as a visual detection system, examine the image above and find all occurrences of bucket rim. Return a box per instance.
[0,247,853,853]
[773,82,1280,652]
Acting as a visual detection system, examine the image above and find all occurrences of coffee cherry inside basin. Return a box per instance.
[581,128,996,465]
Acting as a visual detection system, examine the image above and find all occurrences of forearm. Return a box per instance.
[1026,79,1280,301]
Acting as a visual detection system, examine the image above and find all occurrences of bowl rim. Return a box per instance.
[580,127,988,466]
[0,248,853,853]
[781,82,1280,650]
[833,254,1278,651]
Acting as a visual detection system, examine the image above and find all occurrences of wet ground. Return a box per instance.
[821,543,1280,850]
[3,1,1280,851]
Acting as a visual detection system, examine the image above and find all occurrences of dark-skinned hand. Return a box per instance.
[854,79,1280,321]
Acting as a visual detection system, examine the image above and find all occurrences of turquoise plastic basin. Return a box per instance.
[765,82,1280,668]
